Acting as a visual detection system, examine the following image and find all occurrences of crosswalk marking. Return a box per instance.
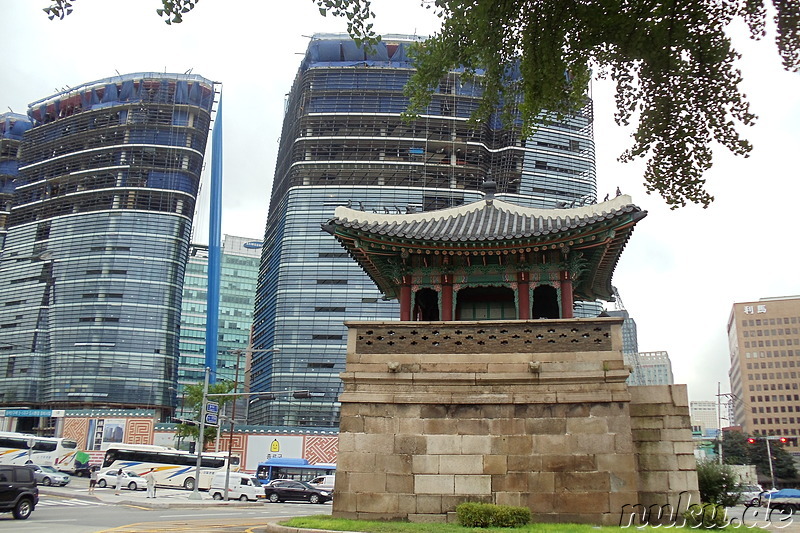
[38,498,112,507]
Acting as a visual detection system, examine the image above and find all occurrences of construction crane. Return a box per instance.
[611,285,626,311]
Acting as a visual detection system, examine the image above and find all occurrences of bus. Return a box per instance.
[255,457,336,486]
[0,431,79,473]
[102,443,239,490]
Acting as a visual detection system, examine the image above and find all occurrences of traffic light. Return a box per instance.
[748,438,756,444]
[779,437,788,444]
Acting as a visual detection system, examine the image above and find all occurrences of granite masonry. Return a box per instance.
[332,318,699,526]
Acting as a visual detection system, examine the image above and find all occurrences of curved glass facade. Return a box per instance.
[0,73,215,419]
[250,35,597,427]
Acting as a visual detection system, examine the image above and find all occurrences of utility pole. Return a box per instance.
[188,367,209,500]
[223,349,243,501]
[717,382,723,464]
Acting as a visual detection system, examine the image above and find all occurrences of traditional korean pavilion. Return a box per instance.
[323,185,646,321]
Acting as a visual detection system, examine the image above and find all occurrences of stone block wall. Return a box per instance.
[333,318,666,526]
[630,384,700,521]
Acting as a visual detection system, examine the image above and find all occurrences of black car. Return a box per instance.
[264,479,332,504]
[0,465,39,520]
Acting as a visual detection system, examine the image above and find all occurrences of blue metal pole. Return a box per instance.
[205,96,223,382]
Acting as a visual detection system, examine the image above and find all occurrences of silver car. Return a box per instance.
[96,469,145,490]
[25,464,70,486]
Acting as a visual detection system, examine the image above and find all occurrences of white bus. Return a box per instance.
[0,431,79,472]
[101,443,239,490]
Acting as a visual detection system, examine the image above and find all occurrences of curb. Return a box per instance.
[261,517,331,533]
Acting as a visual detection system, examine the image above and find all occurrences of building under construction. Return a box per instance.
[0,73,216,427]
[250,34,598,428]
[0,113,32,250]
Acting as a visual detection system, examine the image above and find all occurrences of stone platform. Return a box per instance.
[332,318,698,526]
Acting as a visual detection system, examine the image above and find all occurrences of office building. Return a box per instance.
[606,307,642,386]
[627,351,674,386]
[728,295,800,450]
[690,400,720,438]
[250,34,598,427]
[0,73,216,427]
[177,235,261,418]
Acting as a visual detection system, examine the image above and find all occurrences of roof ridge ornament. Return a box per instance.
[483,179,496,204]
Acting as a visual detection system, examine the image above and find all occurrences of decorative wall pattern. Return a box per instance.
[63,417,89,449]
[126,420,153,445]
[355,319,613,354]
[304,436,338,464]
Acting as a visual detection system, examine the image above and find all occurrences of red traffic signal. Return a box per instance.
[779,437,788,443]
[748,438,756,443]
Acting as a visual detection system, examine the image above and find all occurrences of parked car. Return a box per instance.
[0,465,39,519]
[263,479,332,504]
[25,464,70,486]
[96,469,146,490]
[738,484,764,506]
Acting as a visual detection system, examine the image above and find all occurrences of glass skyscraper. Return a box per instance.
[250,34,598,427]
[0,73,216,425]
[177,235,261,419]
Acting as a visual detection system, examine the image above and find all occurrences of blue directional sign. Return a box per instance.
[205,413,219,426]
[4,409,53,417]
[206,402,219,414]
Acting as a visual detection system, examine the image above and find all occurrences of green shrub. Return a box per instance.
[682,503,729,529]
[695,460,742,507]
[456,502,531,528]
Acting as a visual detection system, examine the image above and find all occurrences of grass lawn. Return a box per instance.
[282,515,668,532]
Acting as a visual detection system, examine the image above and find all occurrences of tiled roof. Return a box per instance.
[327,195,644,243]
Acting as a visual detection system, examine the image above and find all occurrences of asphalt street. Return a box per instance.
[5,476,331,533]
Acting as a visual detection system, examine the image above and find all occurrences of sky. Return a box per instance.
[2,0,799,406]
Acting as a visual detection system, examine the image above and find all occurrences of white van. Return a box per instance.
[309,474,335,493]
[209,472,265,501]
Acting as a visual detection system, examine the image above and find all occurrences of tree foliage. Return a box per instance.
[175,380,236,445]
[722,431,798,481]
[42,0,800,208]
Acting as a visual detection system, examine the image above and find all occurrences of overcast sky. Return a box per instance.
[2,0,798,407]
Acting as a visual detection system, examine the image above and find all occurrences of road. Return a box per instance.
[1,476,331,533]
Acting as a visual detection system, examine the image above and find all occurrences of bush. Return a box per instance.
[695,460,742,507]
[456,502,531,528]
[682,503,729,529]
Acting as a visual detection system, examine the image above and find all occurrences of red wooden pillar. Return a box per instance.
[517,271,530,320]
[560,271,574,319]
[400,276,412,321]
[441,274,453,321]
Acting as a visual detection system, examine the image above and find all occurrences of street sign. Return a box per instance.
[206,402,219,414]
[204,413,219,426]
[4,409,54,417]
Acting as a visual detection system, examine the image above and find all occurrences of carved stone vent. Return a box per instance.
[355,320,613,354]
